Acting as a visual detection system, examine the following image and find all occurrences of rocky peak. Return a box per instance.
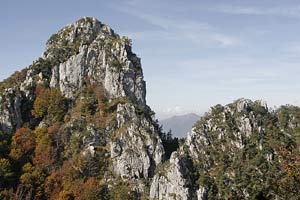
[0,18,163,185]
[150,99,300,200]
[226,98,268,114]
[42,17,146,104]
[0,19,168,200]
[44,17,117,59]
[0,17,148,134]
[235,98,252,113]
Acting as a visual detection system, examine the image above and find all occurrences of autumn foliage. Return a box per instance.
[32,85,67,122]
[278,146,300,196]
[9,128,35,163]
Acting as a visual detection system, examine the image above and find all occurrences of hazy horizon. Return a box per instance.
[1,0,300,119]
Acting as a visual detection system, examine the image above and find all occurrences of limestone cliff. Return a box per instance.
[0,17,164,197]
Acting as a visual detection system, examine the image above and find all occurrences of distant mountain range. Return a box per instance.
[159,113,200,138]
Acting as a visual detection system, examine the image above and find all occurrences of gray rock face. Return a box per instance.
[197,187,208,200]
[150,151,196,200]
[111,103,164,179]
[0,68,38,135]
[0,88,22,134]
[47,17,146,105]
[47,18,159,179]
[187,98,266,160]
[50,46,86,98]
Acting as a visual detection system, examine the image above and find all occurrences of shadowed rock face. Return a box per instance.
[0,17,164,182]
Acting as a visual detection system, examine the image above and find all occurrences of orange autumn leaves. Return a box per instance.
[32,85,67,122]
[278,146,300,195]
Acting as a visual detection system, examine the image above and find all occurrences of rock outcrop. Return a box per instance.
[0,17,163,183]
[46,17,146,105]
[149,98,273,199]
[111,103,164,179]
[150,151,197,200]
[0,88,23,134]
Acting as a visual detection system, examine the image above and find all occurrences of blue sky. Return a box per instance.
[1,0,300,119]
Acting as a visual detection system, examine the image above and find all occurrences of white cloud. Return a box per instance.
[210,33,243,46]
[154,106,197,120]
[112,0,300,113]
[114,4,243,47]
[205,5,300,18]
[173,54,300,84]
